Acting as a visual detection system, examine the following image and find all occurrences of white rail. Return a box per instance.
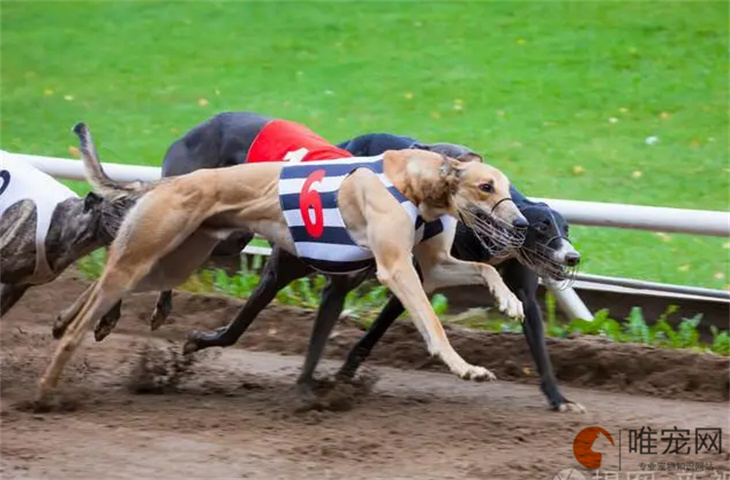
[14,153,729,237]
[5,152,730,319]
[11,154,161,183]
[533,198,729,237]
[574,273,730,301]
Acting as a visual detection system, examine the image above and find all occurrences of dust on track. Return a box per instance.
[1,274,728,479]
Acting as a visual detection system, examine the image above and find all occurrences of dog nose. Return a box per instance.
[564,251,581,266]
[512,217,529,229]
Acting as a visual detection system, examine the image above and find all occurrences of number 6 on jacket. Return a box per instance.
[299,169,325,238]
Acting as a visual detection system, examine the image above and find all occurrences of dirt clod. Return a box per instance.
[126,342,197,394]
[293,372,380,413]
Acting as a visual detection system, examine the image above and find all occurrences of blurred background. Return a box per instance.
[1,1,728,289]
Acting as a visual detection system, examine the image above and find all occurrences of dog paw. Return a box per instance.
[149,308,167,331]
[182,330,213,354]
[52,313,72,339]
[32,392,55,413]
[51,321,66,340]
[182,338,201,355]
[557,401,587,414]
[93,321,113,342]
[34,377,56,409]
[495,289,524,320]
[183,327,235,354]
[431,346,496,382]
[458,364,497,382]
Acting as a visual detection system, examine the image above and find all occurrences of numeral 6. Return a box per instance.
[299,169,325,238]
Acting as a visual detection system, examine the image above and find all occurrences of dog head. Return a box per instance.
[447,159,528,250]
[518,203,581,282]
[41,194,107,271]
[75,191,137,246]
[393,150,526,251]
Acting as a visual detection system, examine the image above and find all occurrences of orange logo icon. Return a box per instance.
[573,426,615,469]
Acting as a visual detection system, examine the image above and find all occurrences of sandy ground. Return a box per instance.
[1,275,728,480]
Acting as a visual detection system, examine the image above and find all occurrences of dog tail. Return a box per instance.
[72,122,146,197]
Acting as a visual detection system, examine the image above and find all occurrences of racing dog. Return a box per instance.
[41,122,526,401]
[0,152,129,315]
[81,113,489,340]
[334,134,584,412]
[333,190,584,412]
[181,123,583,411]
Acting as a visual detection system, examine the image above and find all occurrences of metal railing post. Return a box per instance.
[545,283,594,321]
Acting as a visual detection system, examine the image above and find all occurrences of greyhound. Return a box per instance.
[162,116,583,411]
[41,122,527,402]
[76,113,492,340]
[330,135,584,412]
[0,152,130,316]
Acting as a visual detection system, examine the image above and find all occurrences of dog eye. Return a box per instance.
[479,183,494,193]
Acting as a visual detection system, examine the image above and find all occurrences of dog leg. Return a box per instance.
[336,262,424,380]
[40,188,218,398]
[420,255,524,320]
[336,293,404,381]
[412,221,523,320]
[414,255,524,382]
[0,283,29,316]
[521,296,584,413]
[143,229,227,332]
[151,232,254,331]
[57,283,122,342]
[184,246,311,354]
[501,262,585,413]
[296,271,368,396]
[149,291,172,331]
[93,300,122,341]
[374,254,492,381]
[53,283,95,338]
[38,262,150,401]
[40,205,194,397]
[341,170,492,381]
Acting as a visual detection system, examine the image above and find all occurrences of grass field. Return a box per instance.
[1,1,728,289]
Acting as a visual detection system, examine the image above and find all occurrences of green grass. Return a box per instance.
[2,1,728,288]
[450,300,729,356]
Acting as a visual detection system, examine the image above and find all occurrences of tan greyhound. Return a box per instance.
[39,122,527,402]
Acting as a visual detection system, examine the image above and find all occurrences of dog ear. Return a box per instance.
[456,152,483,163]
[83,191,103,212]
[439,156,462,194]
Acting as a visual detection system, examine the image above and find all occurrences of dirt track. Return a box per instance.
[1,274,728,479]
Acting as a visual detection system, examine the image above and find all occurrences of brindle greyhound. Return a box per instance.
[42,122,526,402]
[0,152,131,316]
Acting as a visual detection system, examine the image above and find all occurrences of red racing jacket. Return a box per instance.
[247,119,352,163]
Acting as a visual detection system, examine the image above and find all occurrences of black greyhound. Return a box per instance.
[149,112,583,412]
